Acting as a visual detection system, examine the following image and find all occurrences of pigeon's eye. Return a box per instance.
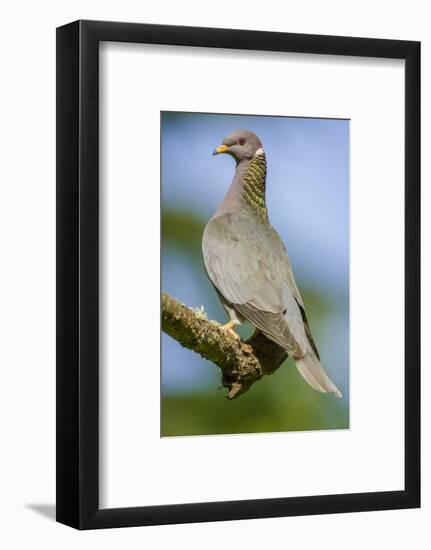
[238,138,246,146]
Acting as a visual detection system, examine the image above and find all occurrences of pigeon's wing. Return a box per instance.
[203,213,308,357]
[269,230,321,359]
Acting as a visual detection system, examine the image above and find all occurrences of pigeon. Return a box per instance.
[202,129,342,398]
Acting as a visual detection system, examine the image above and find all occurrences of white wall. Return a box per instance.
[0,1,427,548]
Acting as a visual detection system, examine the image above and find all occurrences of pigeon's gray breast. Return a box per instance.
[202,209,307,358]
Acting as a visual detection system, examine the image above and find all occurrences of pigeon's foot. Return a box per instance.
[220,320,241,341]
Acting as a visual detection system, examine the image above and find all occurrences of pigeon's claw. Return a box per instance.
[220,320,241,341]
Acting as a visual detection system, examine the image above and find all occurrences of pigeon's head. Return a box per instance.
[213,129,264,163]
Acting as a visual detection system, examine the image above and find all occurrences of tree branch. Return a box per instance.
[161,291,288,399]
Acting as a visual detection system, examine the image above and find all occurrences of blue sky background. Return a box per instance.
[161,111,349,407]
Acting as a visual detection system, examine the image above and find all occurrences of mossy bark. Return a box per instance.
[161,291,288,399]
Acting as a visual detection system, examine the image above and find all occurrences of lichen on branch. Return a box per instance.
[161,291,288,399]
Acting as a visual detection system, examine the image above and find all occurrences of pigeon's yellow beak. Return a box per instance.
[213,144,229,156]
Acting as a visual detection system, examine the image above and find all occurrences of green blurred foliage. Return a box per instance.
[162,208,204,259]
[161,208,349,437]
[162,365,349,437]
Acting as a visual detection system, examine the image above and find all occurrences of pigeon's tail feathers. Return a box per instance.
[294,346,342,398]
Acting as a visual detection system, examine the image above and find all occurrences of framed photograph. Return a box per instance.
[56,20,420,529]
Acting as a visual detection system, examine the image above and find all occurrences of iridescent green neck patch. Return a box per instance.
[242,151,268,221]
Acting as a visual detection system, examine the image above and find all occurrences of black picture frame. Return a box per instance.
[56,20,420,530]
